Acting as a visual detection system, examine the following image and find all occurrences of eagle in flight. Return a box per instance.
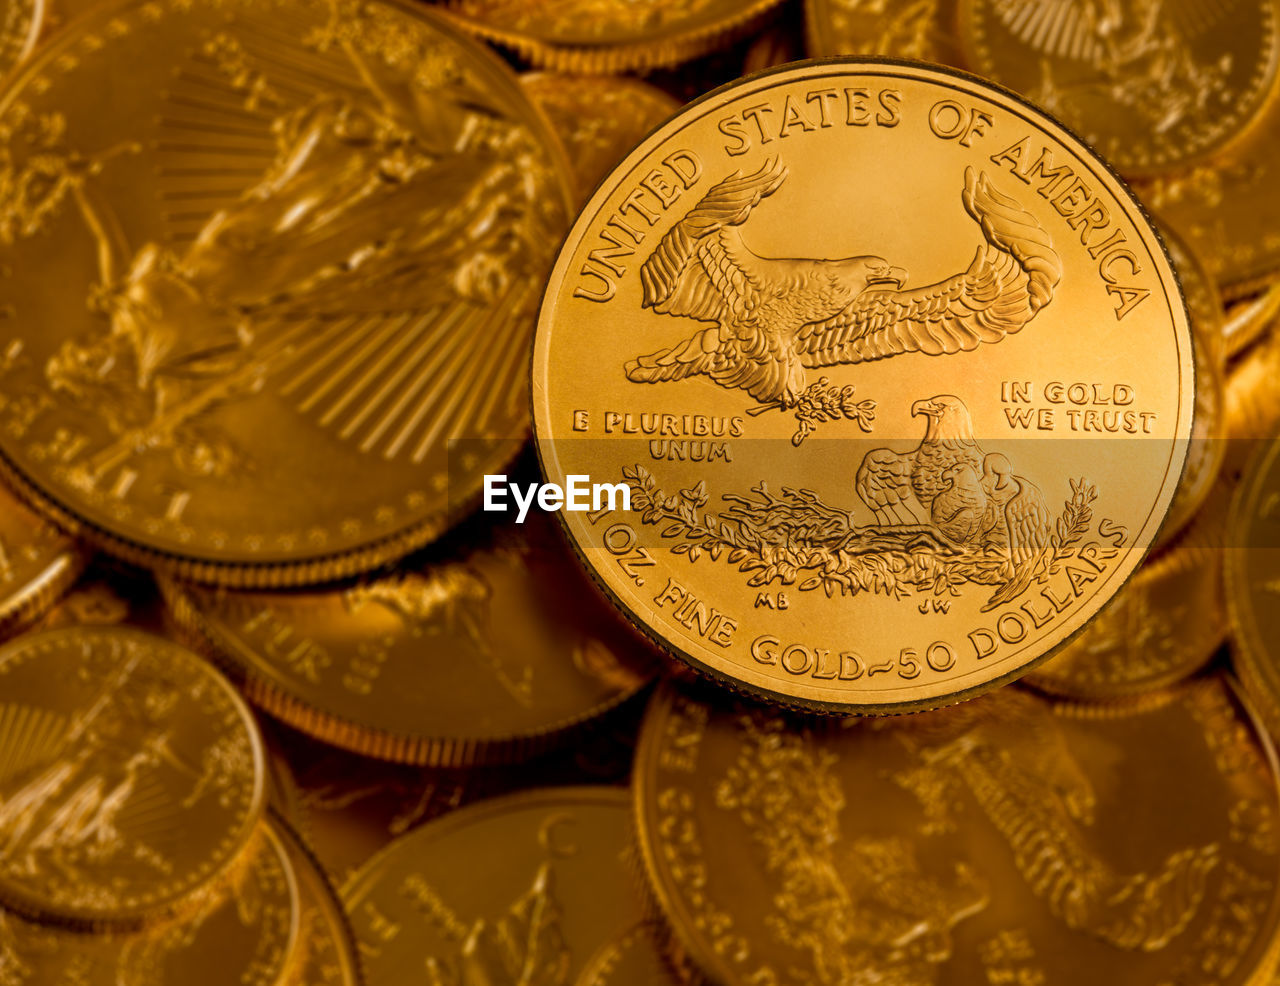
[625,159,1061,408]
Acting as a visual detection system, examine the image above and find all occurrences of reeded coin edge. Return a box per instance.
[273,808,366,986]
[533,56,1196,716]
[437,0,787,72]
[0,532,87,638]
[161,578,652,768]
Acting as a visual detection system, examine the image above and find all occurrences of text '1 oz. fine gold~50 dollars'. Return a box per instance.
[532,60,1196,715]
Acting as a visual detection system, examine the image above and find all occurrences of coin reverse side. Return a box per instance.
[533,60,1195,714]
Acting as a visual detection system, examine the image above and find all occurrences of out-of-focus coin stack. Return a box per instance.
[1,1,1280,984]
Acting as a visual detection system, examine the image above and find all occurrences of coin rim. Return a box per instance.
[159,574,655,768]
[437,0,788,73]
[531,54,1196,716]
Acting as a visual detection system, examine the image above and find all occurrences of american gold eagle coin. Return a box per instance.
[0,0,572,586]
[532,60,1195,714]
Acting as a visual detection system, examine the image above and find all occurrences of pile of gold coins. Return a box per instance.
[2,0,1280,983]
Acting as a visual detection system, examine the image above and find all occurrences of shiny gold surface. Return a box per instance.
[0,483,86,636]
[343,787,667,986]
[520,73,681,207]
[0,626,265,927]
[534,60,1195,714]
[0,0,40,76]
[1155,219,1226,549]
[440,0,788,73]
[1228,440,1280,739]
[0,1,1267,979]
[0,818,300,985]
[806,0,966,64]
[634,676,1280,985]
[162,510,655,765]
[0,0,572,586]
[278,813,363,986]
[959,0,1280,176]
[1026,491,1226,699]
[1136,91,1280,299]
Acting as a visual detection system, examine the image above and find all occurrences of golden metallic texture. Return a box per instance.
[278,812,364,986]
[520,73,682,208]
[439,0,788,73]
[0,484,87,637]
[1227,439,1280,741]
[1152,219,1226,550]
[0,626,265,928]
[265,732,479,883]
[1226,283,1280,359]
[634,676,1280,986]
[0,817,300,985]
[806,0,966,65]
[1136,91,1280,299]
[959,0,1280,176]
[533,60,1195,714]
[343,787,668,986]
[0,0,572,587]
[1025,487,1227,700]
[0,0,41,77]
[161,510,656,766]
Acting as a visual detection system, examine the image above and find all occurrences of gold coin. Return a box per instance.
[958,0,1280,176]
[533,60,1195,714]
[438,0,788,73]
[1227,439,1280,740]
[1024,484,1227,700]
[0,817,300,986]
[1226,282,1280,359]
[1153,219,1226,550]
[343,787,656,986]
[0,483,86,636]
[1226,323,1280,494]
[0,0,41,78]
[0,0,572,587]
[278,814,363,986]
[0,626,265,928]
[1135,94,1280,298]
[806,0,966,65]
[634,676,1280,985]
[520,73,681,208]
[162,509,656,765]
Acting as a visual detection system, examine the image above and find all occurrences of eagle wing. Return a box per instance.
[856,448,923,527]
[794,168,1060,369]
[1004,477,1052,569]
[639,157,788,323]
[628,158,806,403]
